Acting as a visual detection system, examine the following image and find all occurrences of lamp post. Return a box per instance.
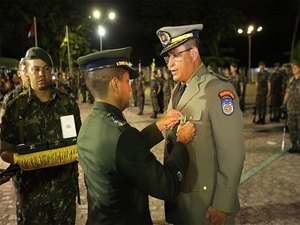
[238,25,263,80]
[92,9,116,51]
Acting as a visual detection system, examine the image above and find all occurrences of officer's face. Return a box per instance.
[166,45,195,83]
[26,59,52,91]
[118,72,131,111]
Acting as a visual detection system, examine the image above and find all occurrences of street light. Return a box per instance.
[92,9,116,51]
[238,25,263,80]
[98,26,105,51]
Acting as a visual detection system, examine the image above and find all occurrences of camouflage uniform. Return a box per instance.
[286,77,300,149]
[163,79,174,112]
[255,70,270,124]
[136,77,145,115]
[150,77,160,118]
[0,84,25,125]
[269,70,284,121]
[1,87,81,225]
[156,75,164,113]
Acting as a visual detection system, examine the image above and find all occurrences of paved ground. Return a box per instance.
[1,84,300,225]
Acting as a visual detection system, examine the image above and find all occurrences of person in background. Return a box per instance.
[150,69,160,118]
[163,70,174,112]
[255,61,270,124]
[156,24,245,225]
[76,47,196,225]
[136,71,146,115]
[229,63,244,111]
[282,60,300,153]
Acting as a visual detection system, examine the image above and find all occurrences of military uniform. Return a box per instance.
[269,68,284,122]
[163,78,174,112]
[1,87,81,225]
[157,24,245,225]
[76,47,190,225]
[255,68,270,124]
[136,76,145,115]
[150,76,160,118]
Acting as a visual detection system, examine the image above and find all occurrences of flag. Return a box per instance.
[60,29,68,48]
[28,22,35,38]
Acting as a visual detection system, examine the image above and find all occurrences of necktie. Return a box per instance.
[173,83,186,108]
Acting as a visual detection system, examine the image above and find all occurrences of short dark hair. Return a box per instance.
[86,67,127,98]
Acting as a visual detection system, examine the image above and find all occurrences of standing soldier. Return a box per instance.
[0,47,81,225]
[229,63,244,111]
[150,70,160,118]
[79,71,88,102]
[163,70,174,112]
[238,67,248,112]
[131,77,138,107]
[136,71,146,115]
[156,68,164,113]
[282,60,300,153]
[269,62,284,122]
[255,61,270,124]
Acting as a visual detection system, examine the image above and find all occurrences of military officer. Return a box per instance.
[255,61,271,124]
[156,24,245,225]
[282,60,300,153]
[76,47,196,225]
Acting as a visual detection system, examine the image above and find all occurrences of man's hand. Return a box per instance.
[176,122,195,145]
[204,206,228,225]
[156,109,181,131]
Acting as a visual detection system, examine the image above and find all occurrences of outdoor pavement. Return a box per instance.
[1,85,300,224]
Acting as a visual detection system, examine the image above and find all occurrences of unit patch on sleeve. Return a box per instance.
[218,90,235,116]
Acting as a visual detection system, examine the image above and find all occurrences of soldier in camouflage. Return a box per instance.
[162,70,174,112]
[0,57,29,125]
[255,61,271,124]
[229,63,244,111]
[150,70,160,118]
[0,47,81,225]
[282,60,300,153]
[136,71,146,115]
[269,63,284,122]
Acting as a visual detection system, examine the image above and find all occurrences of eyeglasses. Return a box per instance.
[30,65,51,75]
[164,48,192,64]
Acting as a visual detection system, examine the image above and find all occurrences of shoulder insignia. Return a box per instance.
[218,90,235,116]
[106,113,127,127]
[210,70,230,81]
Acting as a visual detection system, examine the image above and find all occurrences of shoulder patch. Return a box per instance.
[210,70,230,81]
[106,113,127,127]
[218,90,235,116]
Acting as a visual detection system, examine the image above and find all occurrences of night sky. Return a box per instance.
[1,0,299,68]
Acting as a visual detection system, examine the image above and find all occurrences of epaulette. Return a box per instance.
[106,113,127,127]
[209,70,230,81]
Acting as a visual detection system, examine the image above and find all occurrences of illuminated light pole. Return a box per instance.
[238,25,263,80]
[98,26,105,51]
[92,9,116,51]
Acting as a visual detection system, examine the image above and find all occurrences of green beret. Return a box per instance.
[156,24,203,56]
[24,47,53,67]
[77,47,137,79]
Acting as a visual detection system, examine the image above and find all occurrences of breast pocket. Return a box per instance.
[23,118,41,142]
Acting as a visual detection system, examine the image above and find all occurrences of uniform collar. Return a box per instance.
[93,102,125,120]
[27,87,58,103]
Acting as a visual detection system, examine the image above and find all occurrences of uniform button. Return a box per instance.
[177,171,182,181]
[203,186,207,190]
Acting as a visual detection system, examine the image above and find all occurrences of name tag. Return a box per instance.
[60,115,77,138]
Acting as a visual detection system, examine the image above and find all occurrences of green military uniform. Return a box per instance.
[163,78,174,112]
[286,76,300,150]
[78,102,189,225]
[157,24,245,225]
[255,69,270,124]
[150,77,160,118]
[0,84,25,124]
[1,87,81,225]
[269,67,284,122]
[136,76,145,115]
[165,64,245,225]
